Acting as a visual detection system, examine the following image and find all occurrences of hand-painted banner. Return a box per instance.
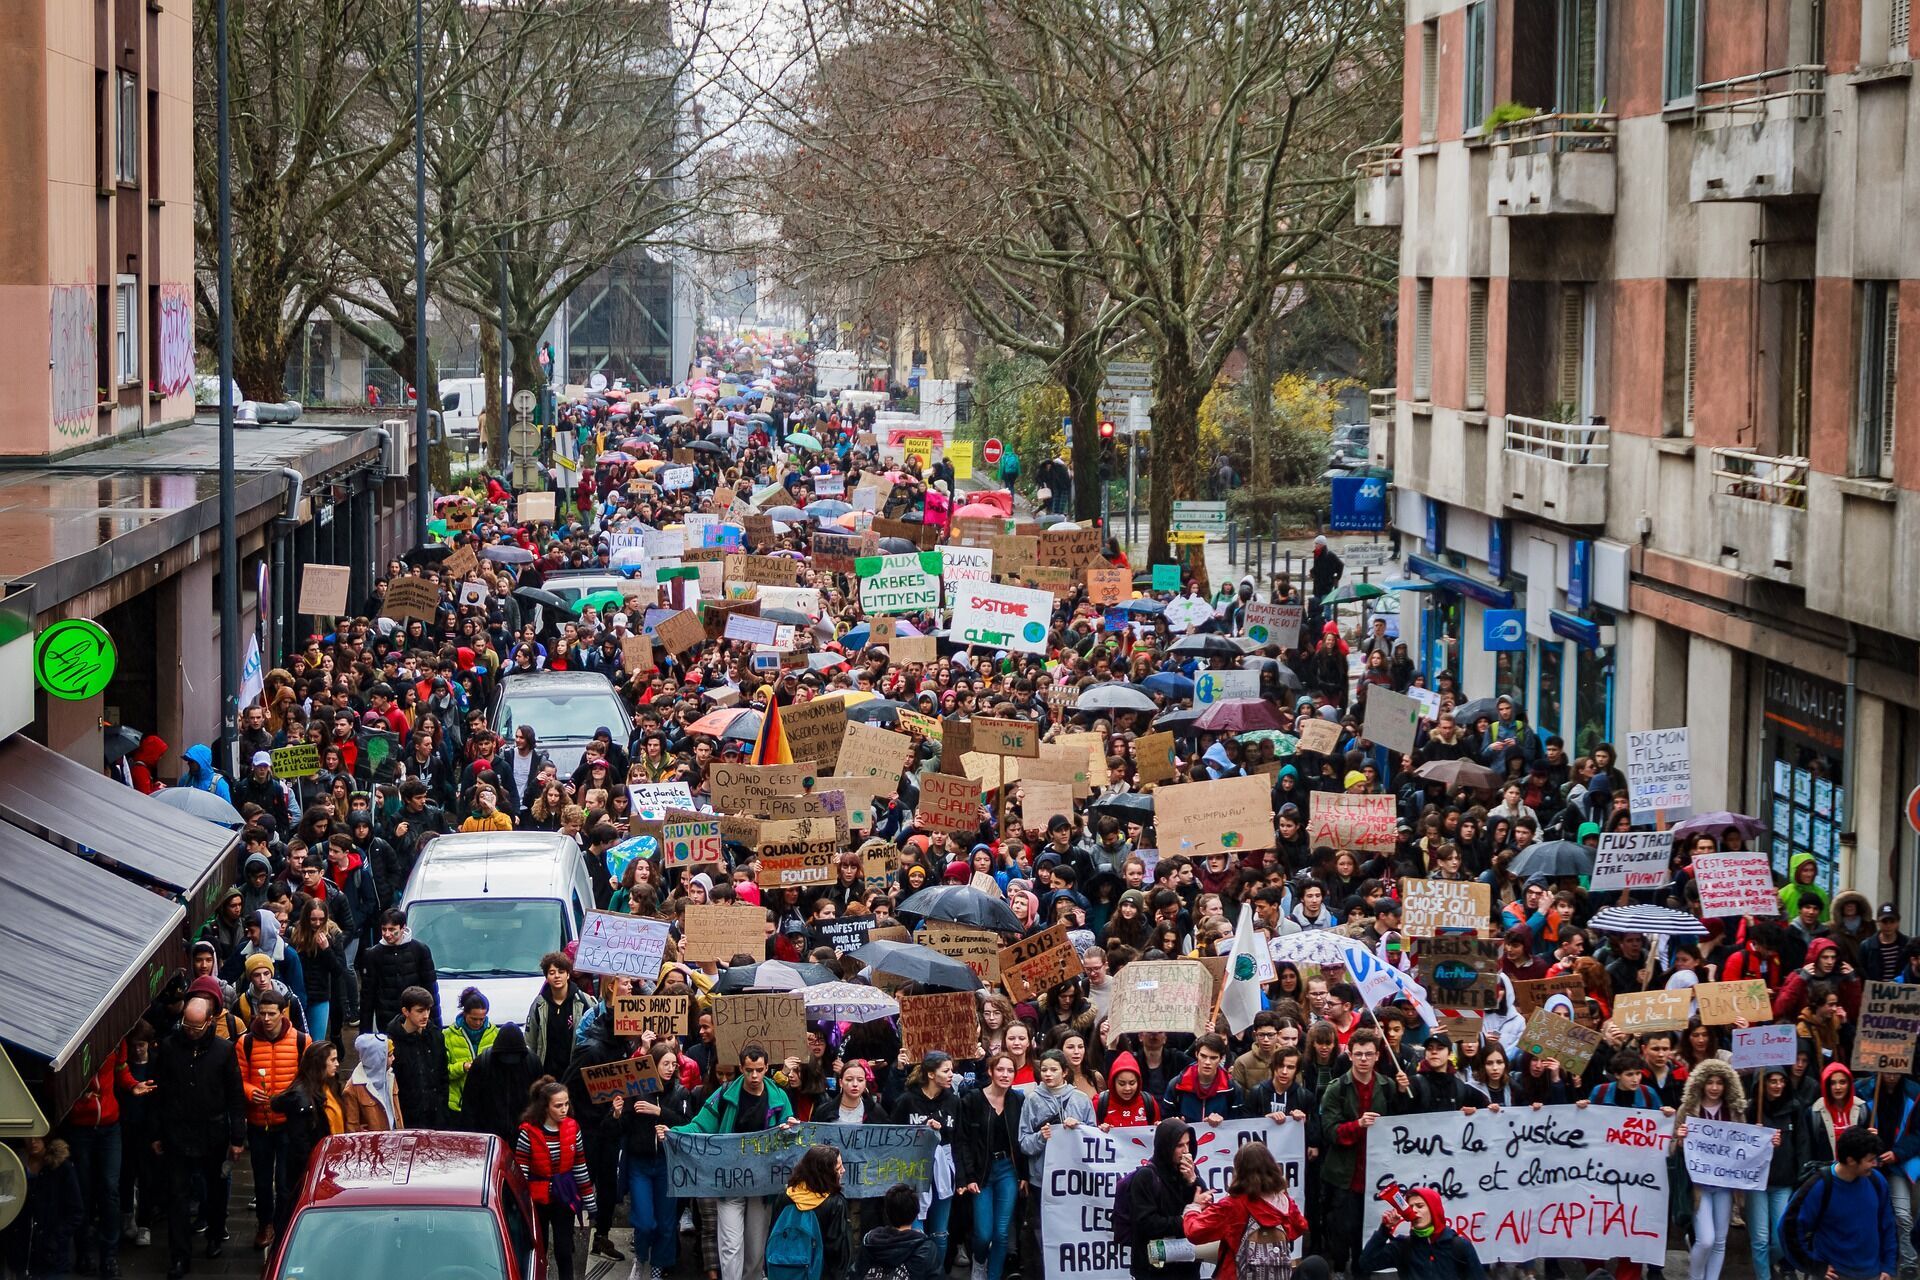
[1041,1118,1307,1280]
[664,1123,936,1199]
[1363,1105,1674,1266]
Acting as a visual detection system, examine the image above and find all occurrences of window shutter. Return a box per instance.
[1414,281,1434,400]
[1880,286,1899,474]
[1467,281,1488,408]
[1682,283,1699,435]
[1421,25,1440,136]
[1557,286,1585,408]
[1895,0,1910,49]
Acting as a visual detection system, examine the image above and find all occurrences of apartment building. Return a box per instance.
[1368,0,1920,904]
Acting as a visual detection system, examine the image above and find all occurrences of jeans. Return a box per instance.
[716,1196,771,1280]
[972,1155,1018,1280]
[625,1158,677,1269]
[1690,1186,1733,1280]
[308,1000,331,1044]
[247,1126,290,1229]
[1747,1185,1794,1278]
[922,1190,953,1260]
[1891,1168,1918,1273]
[65,1122,122,1263]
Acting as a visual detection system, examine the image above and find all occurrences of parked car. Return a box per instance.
[490,669,630,776]
[266,1131,542,1280]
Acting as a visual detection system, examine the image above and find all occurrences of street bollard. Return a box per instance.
[1228,520,1238,566]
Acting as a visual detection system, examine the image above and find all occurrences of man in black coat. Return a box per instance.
[356,908,440,1032]
[152,991,246,1278]
[386,988,450,1130]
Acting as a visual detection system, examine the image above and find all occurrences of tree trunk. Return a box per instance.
[1057,343,1105,524]
[479,326,502,471]
[1248,309,1276,490]
[232,294,295,402]
[1147,343,1202,565]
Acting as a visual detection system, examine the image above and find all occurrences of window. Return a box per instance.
[1557,0,1605,113]
[1554,284,1590,419]
[1467,280,1489,410]
[1896,0,1911,52]
[1464,2,1494,131]
[1664,0,1698,104]
[1659,281,1698,437]
[115,71,138,184]
[1420,21,1440,138]
[1856,280,1899,479]
[1413,279,1434,402]
[114,276,139,387]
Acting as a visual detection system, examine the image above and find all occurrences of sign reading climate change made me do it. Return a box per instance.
[950,581,1056,654]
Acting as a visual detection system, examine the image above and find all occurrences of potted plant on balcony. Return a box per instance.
[1481,102,1538,141]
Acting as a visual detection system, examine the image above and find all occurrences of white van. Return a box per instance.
[398,831,593,1024]
[439,377,512,437]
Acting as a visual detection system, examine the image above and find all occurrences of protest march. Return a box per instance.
[28,333,1920,1280]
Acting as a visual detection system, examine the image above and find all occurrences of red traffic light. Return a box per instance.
[1098,420,1116,439]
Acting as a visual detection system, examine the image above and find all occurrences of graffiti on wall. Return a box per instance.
[51,284,97,437]
[157,284,193,397]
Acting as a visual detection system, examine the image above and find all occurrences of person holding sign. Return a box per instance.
[675,1045,800,1280]
[1124,1119,1206,1280]
[1675,1060,1761,1280]
[610,1042,698,1280]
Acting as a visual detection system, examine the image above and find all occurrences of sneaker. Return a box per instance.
[135,1229,151,1248]
[650,1269,664,1280]
[122,1212,138,1242]
[591,1233,624,1261]
[971,1261,987,1280]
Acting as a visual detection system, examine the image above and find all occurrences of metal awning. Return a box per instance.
[0,736,238,919]
[1550,610,1604,649]
[0,819,186,1117]
[1403,555,1516,609]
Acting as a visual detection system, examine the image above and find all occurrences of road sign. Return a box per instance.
[1907,784,1920,835]
[512,389,536,418]
[983,437,1004,467]
[1341,542,1393,568]
[1170,500,1228,534]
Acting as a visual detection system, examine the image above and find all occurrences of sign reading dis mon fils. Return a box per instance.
[950,581,1056,654]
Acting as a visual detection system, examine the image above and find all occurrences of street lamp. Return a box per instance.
[413,0,430,544]
[216,0,239,767]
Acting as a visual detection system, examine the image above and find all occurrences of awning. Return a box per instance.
[1403,554,1516,609]
[1550,610,1604,649]
[0,736,238,919]
[0,819,186,1118]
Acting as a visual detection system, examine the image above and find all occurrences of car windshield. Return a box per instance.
[542,579,614,606]
[408,898,564,976]
[494,687,624,741]
[275,1206,502,1280]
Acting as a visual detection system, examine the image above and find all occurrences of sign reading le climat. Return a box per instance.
[950,581,1056,655]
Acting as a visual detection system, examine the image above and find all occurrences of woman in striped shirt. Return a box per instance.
[516,1078,596,1279]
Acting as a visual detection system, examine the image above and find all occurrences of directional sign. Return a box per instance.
[1170,501,1227,533]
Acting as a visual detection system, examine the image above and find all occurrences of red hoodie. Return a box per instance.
[1182,1191,1306,1280]
[67,1044,135,1128]
[327,849,366,893]
[1096,1053,1161,1127]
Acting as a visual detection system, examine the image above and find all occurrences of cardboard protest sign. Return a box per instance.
[1695,980,1771,1025]
[856,552,942,614]
[900,991,982,1059]
[892,634,939,664]
[816,775,889,828]
[1520,1008,1603,1075]
[1134,731,1178,785]
[999,923,1084,1002]
[1625,726,1692,823]
[575,911,672,981]
[1730,1023,1800,1069]
[652,609,707,656]
[1296,718,1342,756]
[710,763,816,814]
[1414,936,1502,1010]
[380,575,441,622]
[581,1056,661,1104]
[681,904,768,964]
[1588,832,1672,892]
[1106,961,1213,1037]
[298,563,353,617]
[1020,780,1077,827]
[1854,981,1920,1072]
[612,994,689,1038]
[972,716,1039,758]
[895,709,942,742]
[940,718,974,771]
[1153,774,1274,856]
[1398,879,1490,935]
[270,743,320,779]
[621,634,656,674]
[755,822,841,886]
[835,721,913,780]
[1038,525,1103,568]
[1510,974,1585,1016]
[1307,792,1398,851]
[1361,687,1423,756]
[443,543,480,581]
[628,781,695,813]
[1086,566,1130,605]
[726,554,801,587]
[711,993,807,1065]
[518,491,556,522]
[1611,989,1695,1034]
[1694,852,1780,918]
[920,922,1001,982]
[811,531,869,574]
[783,698,848,767]
[917,772,982,836]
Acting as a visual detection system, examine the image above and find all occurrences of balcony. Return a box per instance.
[1352,145,1403,228]
[1500,416,1610,525]
[1486,114,1617,218]
[1709,447,1809,585]
[1367,388,1394,468]
[1690,67,1826,202]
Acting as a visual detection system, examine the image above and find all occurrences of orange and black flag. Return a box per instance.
[751,695,793,765]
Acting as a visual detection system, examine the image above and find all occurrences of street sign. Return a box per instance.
[1907,783,1920,835]
[512,389,536,418]
[983,438,1004,467]
[1170,500,1228,534]
[1341,542,1393,568]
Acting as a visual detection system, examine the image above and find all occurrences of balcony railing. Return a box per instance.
[1504,416,1611,465]
[1712,447,1809,509]
[1492,112,1617,155]
[1351,145,1404,228]
[1695,66,1827,129]
[1353,144,1403,180]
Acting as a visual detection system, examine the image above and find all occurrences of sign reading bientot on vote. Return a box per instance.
[856,552,942,615]
[1625,726,1692,823]
[950,580,1056,654]
[664,1123,937,1200]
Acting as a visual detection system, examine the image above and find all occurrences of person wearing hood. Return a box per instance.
[1775,936,1864,1021]
[443,988,498,1121]
[1747,1065,1807,1280]
[1779,850,1828,921]
[1125,1119,1206,1280]
[1097,1052,1162,1128]
[236,852,275,919]
[343,1033,402,1131]
[1181,1140,1309,1280]
[179,742,232,799]
[1676,1058,1756,1280]
[129,733,169,794]
[1357,1185,1485,1280]
[1805,1061,1873,1166]
[461,1023,542,1142]
[197,885,251,964]
[856,1184,942,1280]
[1164,1034,1244,1124]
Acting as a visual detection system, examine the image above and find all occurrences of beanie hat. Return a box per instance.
[1343,771,1367,790]
[244,952,275,976]
[188,975,227,1004]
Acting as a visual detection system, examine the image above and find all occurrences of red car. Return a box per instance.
[264,1131,543,1280]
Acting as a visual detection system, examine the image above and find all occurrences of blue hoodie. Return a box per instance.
[182,744,232,800]
[1798,1166,1897,1280]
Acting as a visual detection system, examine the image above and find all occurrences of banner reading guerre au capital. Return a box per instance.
[663,1122,936,1199]
[1042,1118,1307,1280]
[1362,1105,1674,1267]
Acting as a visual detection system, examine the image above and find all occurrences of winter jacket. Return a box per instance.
[1129,1127,1204,1280]
[523,984,596,1075]
[855,1226,941,1279]
[1016,1081,1095,1182]
[461,1026,545,1142]
[237,1022,311,1129]
[1358,1221,1487,1280]
[181,743,231,800]
[1181,1191,1307,1280]
[386,1014,450,1130]
[18,1141,84,1277]
[296,935,352,1018]
[151,1026,247,1157]
[889,1085,961,1146]
[324,851,382,938]
[1411,1068,1485,1114]
[357,937,439,1030]
[269,1081,337,1182]
[130,734,168,794]
[65,1044,135,1129]
[1164,1062,1243,1123]
[444,1020,499,1114]
[1319,1069,1410,1191]
[775,1188,853,1280]
[1774,939,1864,1021]
[1805,1064,1874,1165]
[615,1082,698,1161]
[955,1085,1027,1185]
[1780,852,1829,922]
[678,1075,795,1134]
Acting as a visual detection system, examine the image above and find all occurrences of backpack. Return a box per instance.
[1775,1167,1839,1276]
[767,1201,825,1280]
[1234,1224,1295,1280]
[1110,1168,1137,1249]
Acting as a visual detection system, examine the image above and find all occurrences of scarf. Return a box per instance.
[350,1033,398,1128]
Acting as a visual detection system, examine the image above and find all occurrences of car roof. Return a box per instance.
[300,1132,502,1207]
[498,670,621,693]
[403,831,582,901]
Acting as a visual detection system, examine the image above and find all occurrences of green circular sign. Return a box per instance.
[34,618,117,700]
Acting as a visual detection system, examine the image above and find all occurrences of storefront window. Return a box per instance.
[1495,648,1528,710]
[1762,664,1847,889]
[1573,643,1615,757]
[1535,641,1565,743]
[1423,593,1461,683]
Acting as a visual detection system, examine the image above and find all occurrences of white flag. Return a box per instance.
[1219,906,1266,1035]
[239,633,265,708]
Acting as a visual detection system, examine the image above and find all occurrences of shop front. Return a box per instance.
[1761,663,1848,890]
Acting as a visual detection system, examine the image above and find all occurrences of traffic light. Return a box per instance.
[1099,420,1116,441]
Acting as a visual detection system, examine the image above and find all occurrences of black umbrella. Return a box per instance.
[846,699,906,725]
[758,607,814,626]
[688,439,730,457]
[712,960,839,992]
[1241,657,1306,695]
[103,724,144,764]
[1091,792,1155,824]
[1167,633,1243,657]
[1454,697,1501,726]
[402,543,454,566]
[877,537,920,554]
[512,586,569,612]
[896,885,1022,933]
[1153,706,1205,730]
[1509,840,1594,879]
[847,940,983,991]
